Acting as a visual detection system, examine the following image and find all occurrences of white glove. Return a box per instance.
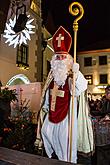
[72,63,79,73]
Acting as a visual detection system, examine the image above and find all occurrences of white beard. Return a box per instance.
[50,54,73,87]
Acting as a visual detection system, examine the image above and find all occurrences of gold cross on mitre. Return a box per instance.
[56,33,64,47]
[50,82,65,111]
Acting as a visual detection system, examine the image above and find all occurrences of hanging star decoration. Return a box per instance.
[3,15,35,48]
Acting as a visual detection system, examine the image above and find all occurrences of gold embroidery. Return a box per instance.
[50,82,65,111]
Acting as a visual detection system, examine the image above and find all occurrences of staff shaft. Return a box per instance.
[69,2,84,162]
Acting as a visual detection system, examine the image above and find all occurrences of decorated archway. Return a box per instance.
[6,74,30,86]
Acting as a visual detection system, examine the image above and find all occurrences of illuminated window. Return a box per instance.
[84,57,92,66]
[16,44,29,70]
[100,74,107,84]
[99,56,107,65]
[85,75,93,85]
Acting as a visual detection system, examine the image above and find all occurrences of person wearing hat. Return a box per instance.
[35,26,94,164]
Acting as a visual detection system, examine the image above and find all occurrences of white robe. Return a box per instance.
[41,71,88,163]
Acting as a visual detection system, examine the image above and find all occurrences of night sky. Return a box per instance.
[41,0,110,52]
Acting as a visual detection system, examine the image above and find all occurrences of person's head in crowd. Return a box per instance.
[105,85,110,100]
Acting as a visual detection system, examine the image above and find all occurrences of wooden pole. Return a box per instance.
[68,2,84,162]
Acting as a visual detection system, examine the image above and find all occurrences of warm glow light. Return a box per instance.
[3,15,35,48]
[94,79,99,86]
[7,74,30,85]
[97,85,107,89]
[93,87,100,93]
[93,71,99,85]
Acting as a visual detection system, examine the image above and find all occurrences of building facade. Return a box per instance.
[0,0,42,86]
[78,49,110,99]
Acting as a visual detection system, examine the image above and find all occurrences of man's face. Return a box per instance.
[55,54,67,60]
[50,54,73,87]
[54,54,73,71]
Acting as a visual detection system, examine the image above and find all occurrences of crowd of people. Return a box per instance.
[89,85,110,165]
[89,86,110,124]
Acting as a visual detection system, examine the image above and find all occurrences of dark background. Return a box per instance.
[41,0,110,52]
